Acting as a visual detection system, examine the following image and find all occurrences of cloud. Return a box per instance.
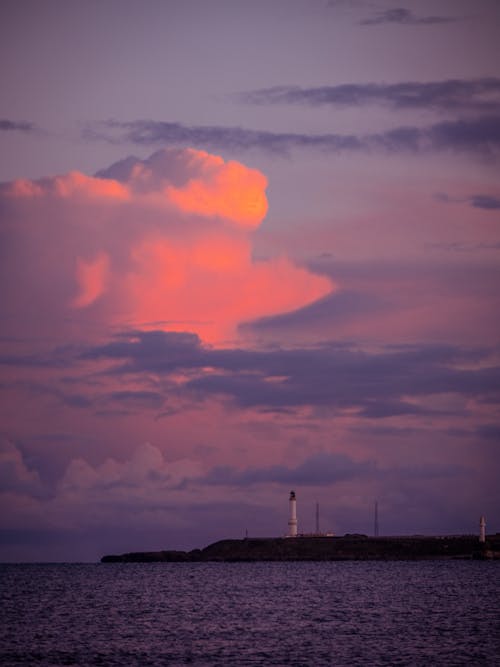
[0,119,37,133]
[86,116,500,158]
[82,330,205,373]
[82,330,500,416]
[0,441,212,558]
[239,79,500,114]
[86,119,362,156]
[73,252,110,308]
[476,423,500,440]
[60,441,202,494]
[468,194,500,210]
[204,453,467,489]
[428,115,500,153]
[0,438,42,494]
[0,147,332,344]
[240,290,387,332]
[360,8,459,26]
[435,191,500,212]
[205,452,375,486]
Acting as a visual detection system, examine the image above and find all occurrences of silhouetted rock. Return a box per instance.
[101,534,500,563]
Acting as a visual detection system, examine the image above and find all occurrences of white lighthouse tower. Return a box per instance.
[479,515,486,543]
[288,490,298,537]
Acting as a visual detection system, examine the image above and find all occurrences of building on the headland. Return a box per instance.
[286,490,334,537]
[480,515,486,543]
[287,490,298,537]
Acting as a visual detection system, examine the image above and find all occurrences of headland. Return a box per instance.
[101,534,500,563]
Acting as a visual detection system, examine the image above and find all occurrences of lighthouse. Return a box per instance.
[288,490,298,537]
[479,515,486,543]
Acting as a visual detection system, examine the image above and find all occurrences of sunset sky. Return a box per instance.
[1,0,499,561]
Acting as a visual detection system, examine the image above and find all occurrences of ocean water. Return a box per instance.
[1,561,499,666]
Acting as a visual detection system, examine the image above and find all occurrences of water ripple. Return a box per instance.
[1,561,499,666]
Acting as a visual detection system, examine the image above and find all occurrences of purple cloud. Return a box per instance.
[429,115,500,153]
[469,194,500,210]
[435,191,500,212]
[204,452,465,488]
[80,330,500,416]
[205,452,376,486]
[360,8,459,26]
[84,119,362,156]
[86,115,500,157]
[0,119,36,133]
[239,79,500,114]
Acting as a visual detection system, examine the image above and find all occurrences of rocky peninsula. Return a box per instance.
[101,534,500,562]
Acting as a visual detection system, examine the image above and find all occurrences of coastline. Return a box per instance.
[101,534,500,563]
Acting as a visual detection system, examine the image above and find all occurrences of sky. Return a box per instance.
[1,0,499,562]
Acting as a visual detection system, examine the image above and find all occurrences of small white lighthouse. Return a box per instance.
[479,515,486,543]
[288,490,298,537]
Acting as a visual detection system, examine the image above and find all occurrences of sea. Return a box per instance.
[1,561,499,666]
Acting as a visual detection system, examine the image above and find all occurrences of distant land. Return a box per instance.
[101,534,500,563]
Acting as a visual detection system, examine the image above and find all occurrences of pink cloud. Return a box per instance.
[165,154,268,228]
[73,252,110,308]
[6,171,129,201]
[0,148,332,344]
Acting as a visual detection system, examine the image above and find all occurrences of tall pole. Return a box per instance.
[316,502,320,534]
[374,500,379,537]
[479,516,486,543]
[288,491,298,537]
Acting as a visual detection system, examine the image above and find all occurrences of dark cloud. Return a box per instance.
[2,371,164,414]
[85,119,361,156]
[81,330,500,416]
[372,116,500,155]
[360,8,459,26]
[205,452,376,486]
[204,453,466,489]
[240,290,387,332]
[239,79,500,114]
[82,330,205,374]
[428,115,500,153]
[469,194,500,210]
[371,125,422,151]
[107,390,165,410]
[86,115,500,157]
[0,349,72,368]
[476,423,500,440]
[435,190,500,214]
[0,119,36,133]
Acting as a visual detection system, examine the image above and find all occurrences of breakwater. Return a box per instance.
[101,534,500,562]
